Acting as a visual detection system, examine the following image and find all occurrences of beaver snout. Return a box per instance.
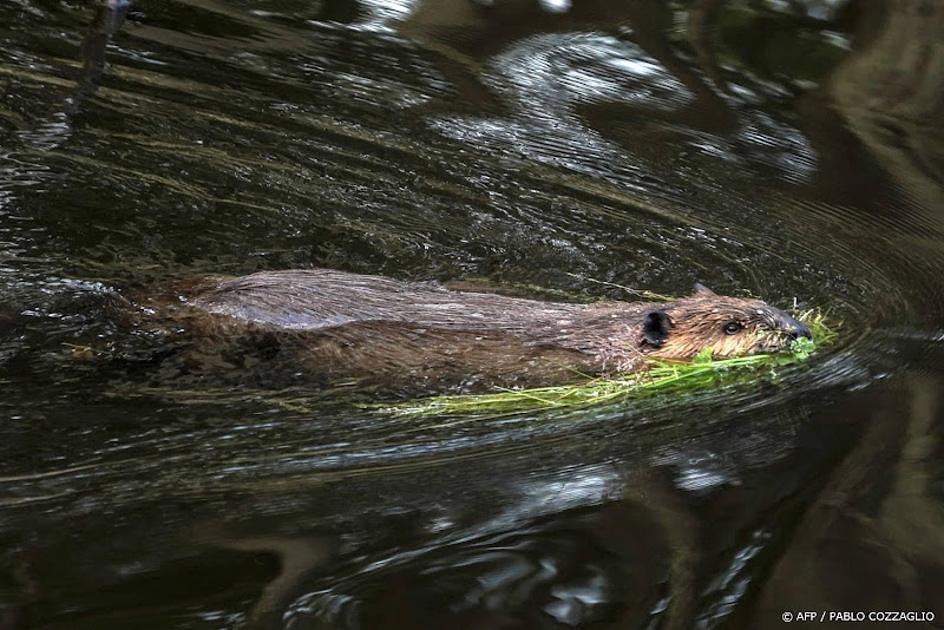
[778,313,813,340]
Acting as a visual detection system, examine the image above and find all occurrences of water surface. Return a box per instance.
[1,0,943,628]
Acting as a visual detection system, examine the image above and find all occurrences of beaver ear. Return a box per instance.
[643,310,672,346]
[693,282,716,296]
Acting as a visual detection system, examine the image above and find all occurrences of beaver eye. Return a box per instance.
[723,321,742,335]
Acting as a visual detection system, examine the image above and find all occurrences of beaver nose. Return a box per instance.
[792,323,813,340]
[781,314,813,340]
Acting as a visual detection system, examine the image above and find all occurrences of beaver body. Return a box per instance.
[149,269,811,388]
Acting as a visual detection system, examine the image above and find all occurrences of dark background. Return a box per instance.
[1,0,942,628]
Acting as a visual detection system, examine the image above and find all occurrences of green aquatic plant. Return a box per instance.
[385,309,839,417]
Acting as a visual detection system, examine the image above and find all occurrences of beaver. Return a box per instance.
[143,269,812,389]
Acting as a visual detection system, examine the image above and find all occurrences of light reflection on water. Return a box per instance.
[1,0,943,628]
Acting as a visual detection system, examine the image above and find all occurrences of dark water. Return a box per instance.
[2,0,943,628]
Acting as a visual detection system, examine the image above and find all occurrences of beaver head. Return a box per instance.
[639,284,812,361]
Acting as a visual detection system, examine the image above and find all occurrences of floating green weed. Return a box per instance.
[385,309,839,417]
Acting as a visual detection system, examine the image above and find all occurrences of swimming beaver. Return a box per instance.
[149,269,811,388]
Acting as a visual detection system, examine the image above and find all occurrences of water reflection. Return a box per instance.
[1,0,943,627]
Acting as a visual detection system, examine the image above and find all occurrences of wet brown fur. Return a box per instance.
[143,269,806,387]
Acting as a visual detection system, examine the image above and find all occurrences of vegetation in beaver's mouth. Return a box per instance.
[384,309,838,416]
